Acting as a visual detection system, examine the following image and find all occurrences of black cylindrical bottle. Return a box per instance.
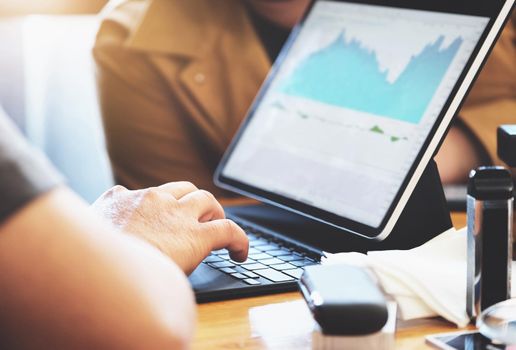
[466,166,513,320]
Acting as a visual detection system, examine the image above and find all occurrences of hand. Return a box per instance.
[91,182,249,274]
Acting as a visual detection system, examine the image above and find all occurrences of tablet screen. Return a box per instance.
[221,1,490,228]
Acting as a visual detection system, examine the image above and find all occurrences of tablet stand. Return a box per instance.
[225,160,452,253]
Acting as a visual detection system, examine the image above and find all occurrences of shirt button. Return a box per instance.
[194,73,206,84]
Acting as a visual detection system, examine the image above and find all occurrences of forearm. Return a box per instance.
[0,187,195,349]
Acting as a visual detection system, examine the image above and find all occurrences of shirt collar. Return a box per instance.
[124,0,220,59]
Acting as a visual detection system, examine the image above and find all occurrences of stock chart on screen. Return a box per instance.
[280,32,463,124]
[223,1,488,226]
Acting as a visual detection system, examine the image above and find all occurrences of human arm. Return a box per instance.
[0,108,248,349]
[0,187,196,350]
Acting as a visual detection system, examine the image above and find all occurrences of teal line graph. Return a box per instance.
[279,31,463,124]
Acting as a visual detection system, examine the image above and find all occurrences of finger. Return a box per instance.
[178,190,225,222]
[202,219,249,262]
[158,181,198,199]
[101,185,128,199]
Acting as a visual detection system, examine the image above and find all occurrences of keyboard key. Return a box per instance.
[212,225,321,285]
[242,263,268,271]
[266,249,292,257]
[220,267,237,274]
[256,244,280,252]
[234,266,248,274]
[291,259,317,268]
[250,239,269,247]
[231,273,248,279]
[203,255,223,263]
[254,268,294,282]
[283,268,304,279]
[243,278,261,285]
[209,261,235,269]
[248,248,261,255]
[249,253,273,260]
[242,271,259,279]
[230,258,256,265]
[278,255,304,262]
[271,263,297,271]
[260,258,285,266]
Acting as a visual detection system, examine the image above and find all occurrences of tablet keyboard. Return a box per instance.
[202,222,321,285]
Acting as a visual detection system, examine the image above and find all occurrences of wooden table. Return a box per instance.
[193,213,468,349]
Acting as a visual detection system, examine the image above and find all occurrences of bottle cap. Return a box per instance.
[467,166,514,200]
[497,125,516,167]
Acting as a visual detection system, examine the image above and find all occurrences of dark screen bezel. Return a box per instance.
[215,0,513,239]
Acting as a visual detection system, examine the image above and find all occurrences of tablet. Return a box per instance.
[215,0,515,240]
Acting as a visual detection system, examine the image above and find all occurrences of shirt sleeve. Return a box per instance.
[0,107,63,224]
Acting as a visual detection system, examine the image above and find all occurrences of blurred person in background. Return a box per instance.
[94,1,516,195]
[0,105,248,349]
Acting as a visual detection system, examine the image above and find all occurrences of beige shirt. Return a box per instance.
[94,0,516,194]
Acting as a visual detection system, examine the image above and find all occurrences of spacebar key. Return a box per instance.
[255,268,294,282]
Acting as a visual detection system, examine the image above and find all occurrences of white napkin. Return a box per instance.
[323,227,516,328]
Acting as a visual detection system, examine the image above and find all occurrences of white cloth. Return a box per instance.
[323,228,516,328]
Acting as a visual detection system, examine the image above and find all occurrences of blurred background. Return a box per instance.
[0,0,114,202]
[0,1,107,15]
